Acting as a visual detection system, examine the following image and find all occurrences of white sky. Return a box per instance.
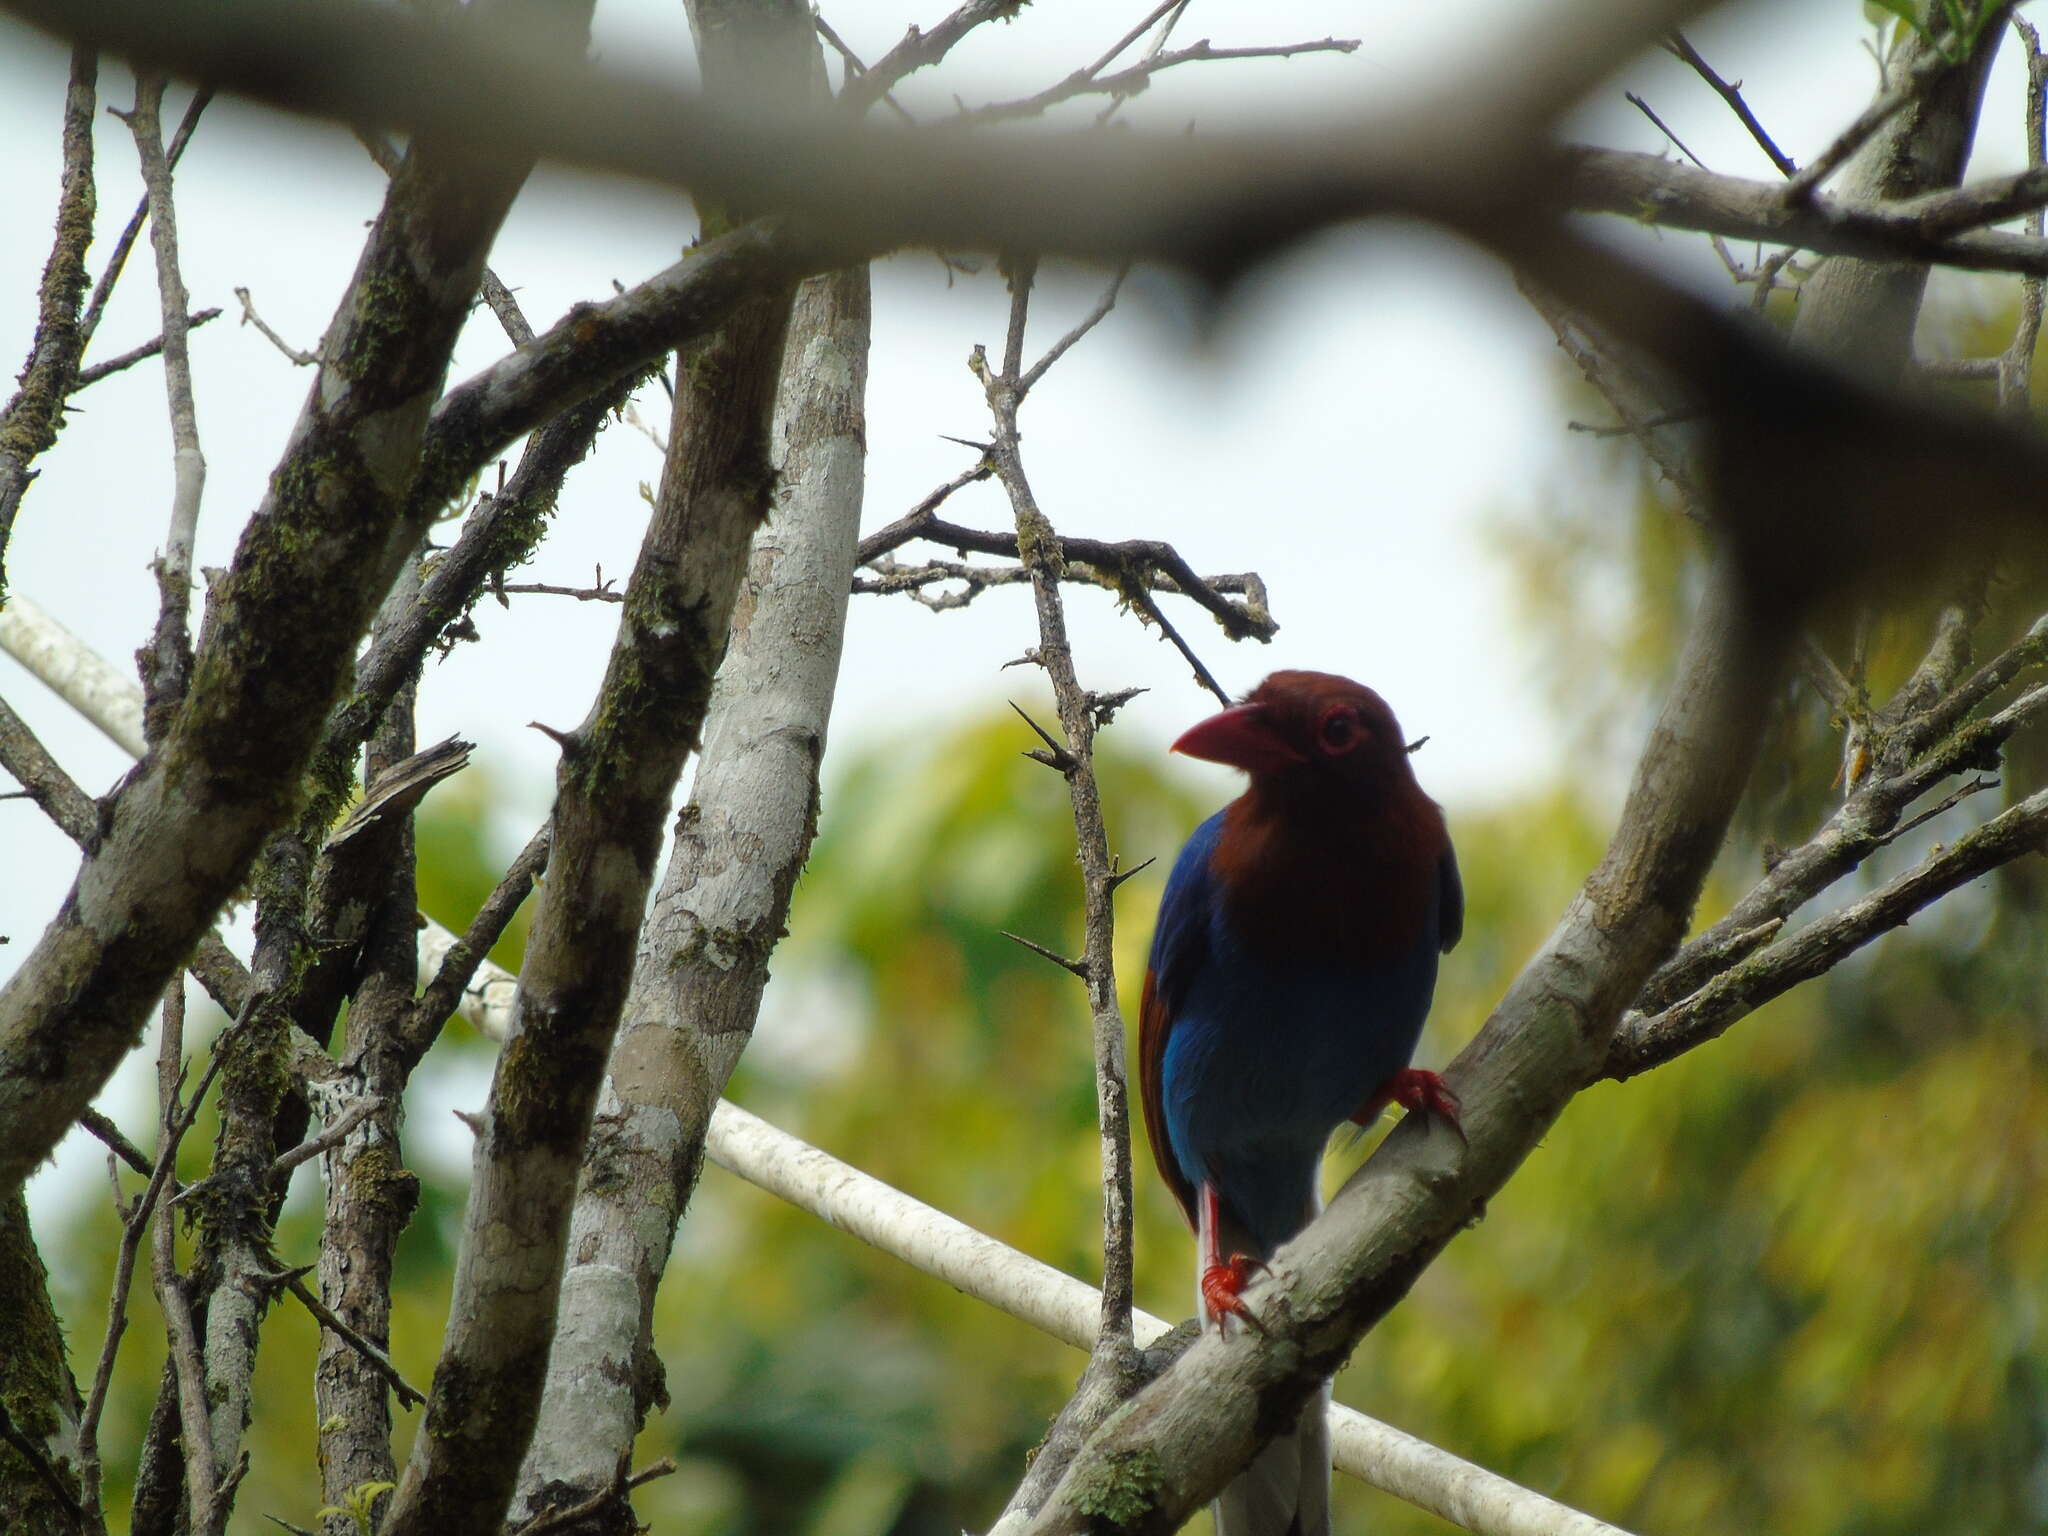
[4,0,2035,1214]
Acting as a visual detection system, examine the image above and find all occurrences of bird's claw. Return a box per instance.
[1200,1253,1269,1333]
[1388,1068,1465,1143]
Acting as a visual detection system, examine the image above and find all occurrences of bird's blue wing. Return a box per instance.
[1139,812,1224,1226]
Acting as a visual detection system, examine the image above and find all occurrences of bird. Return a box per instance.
[1139,669,1463,1536]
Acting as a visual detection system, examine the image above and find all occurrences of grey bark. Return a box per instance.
[512,260,868,1527]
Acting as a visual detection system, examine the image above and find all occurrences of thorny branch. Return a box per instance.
[857,507,1275,642]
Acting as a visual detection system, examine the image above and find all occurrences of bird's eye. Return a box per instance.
[1318,707,1360,755]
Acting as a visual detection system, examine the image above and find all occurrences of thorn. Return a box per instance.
[939,433,993,453]
[1405,734,1431,755]
[1087,685,1147,729]
[1002,930,1090,979]
[529,720,575,752]
[1107,855,1158,894]
[1001,647,1043,672]
[1009,701,1076,772]
[453,1109,485,1137]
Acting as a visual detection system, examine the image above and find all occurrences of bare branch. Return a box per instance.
[282,1276,425,1410]
[76,86,208,353]
[231,285,316,365]
[1663,31,1797,176]
[1613,784,2048,1076]
[402,823,549,1053]
[130,73,207,738]
[960,35,1361,127]
[70,305,222,387]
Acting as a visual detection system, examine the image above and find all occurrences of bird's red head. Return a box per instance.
[1171,670,1416,793]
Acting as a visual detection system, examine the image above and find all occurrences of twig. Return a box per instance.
[231,286,316,366]
[1663,32,1797,176]
[1784,30,1964,202]
[960,35,1360,127]
[282,1276,426,1409]
[79,1106,152,1177]
[0,1399,85,1529]
[403,823,550,1054]
[858,512,1275,642]
[151,978,221,1536]
[496,580,623,603]
[71,306,223,387]
[1624,90,1706,170]
[267,1095,382,1185]
[1880,774,2000,846]
[1121,582,1231,705]
[974,259,1138,1371]
[851,459,994,564]
[130,74,207,740]
[812,10,915,123]
[1009,699,1077,773]
[1018,265,1127,397]
[1613,783,2048,1077]
[841,0,1037,114]
[507,1458,678,1536]
[77,86,209,352]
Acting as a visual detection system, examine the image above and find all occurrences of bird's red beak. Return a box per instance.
[1170,703,1305,774]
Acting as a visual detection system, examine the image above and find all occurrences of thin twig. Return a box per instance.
[77,86,209,352]
[151,978,220,1536]
[813,10,916,123]
[1663,32,1797,176]
[960,35,1360,127]
[1880,774,2001,846]
[1613,784,2048,1078]
[403,822,550,1054]
[130,74,207,740]
[840,0,1037,114]
[267,1096,382,1185]
[79,1107,152,1177]
[496,580,623,603]
[71,306,223,387]
[282,1276,426,1409]
[1123,582,1231,705]
[974,261,1138,1366]
[0,1400,86,1529]
[858,512,1275,642]
[506,1458,678,1536]
[1625,91,1707,170]
[1018,265,1128,397]
[1785,32,1960,202]
[231,286,316,366]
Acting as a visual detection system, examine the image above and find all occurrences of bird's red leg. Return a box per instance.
[1353,1069,1465,1143]
[1197,1184,1267,1333]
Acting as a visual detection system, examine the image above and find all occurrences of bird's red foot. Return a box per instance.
[1388,1068,1465,1142]
[1200,1253,1269,1332]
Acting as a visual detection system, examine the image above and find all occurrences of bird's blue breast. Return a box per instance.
[1149,811,1446,1255]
